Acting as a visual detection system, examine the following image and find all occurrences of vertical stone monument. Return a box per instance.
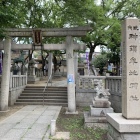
[107,18,140,140]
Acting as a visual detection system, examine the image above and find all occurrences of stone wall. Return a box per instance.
[76,92,96,106]
[8,86,26,105]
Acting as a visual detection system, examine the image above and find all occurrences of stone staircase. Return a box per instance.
[15,86,68,106]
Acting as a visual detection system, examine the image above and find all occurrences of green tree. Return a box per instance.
[1,0,140,68]
[93,54,108,75]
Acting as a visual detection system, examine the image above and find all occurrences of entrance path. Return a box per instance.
[0,105,61,140]
[0,77,66,140]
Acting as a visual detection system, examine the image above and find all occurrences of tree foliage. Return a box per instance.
[0,0,140,65]
[93,54,108,75]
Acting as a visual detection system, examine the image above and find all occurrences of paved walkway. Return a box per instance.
[0,76,67,140]
[0,105,61,140]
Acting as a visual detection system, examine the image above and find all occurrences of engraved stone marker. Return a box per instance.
[122,18,140,119]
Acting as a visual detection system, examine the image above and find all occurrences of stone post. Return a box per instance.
[51,120,56,136]
[107,18,140,140]
[66,36,76,113]
[0,38,11,111]
[48,53,53,82]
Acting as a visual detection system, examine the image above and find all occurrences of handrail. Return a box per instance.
[42,73,52,106]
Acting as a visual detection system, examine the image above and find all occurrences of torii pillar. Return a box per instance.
[48,53,53,82]
[74,52,78,80]
[0,38,11,111]
[66,36,77,113]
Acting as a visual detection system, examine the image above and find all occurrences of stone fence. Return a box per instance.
[9,73,27,90]
[0,73,27,106]
[76,75,122,113]
[76,75,106,106]
[105,76,122,113]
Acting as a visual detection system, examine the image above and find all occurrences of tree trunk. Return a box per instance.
[53,55,57,72]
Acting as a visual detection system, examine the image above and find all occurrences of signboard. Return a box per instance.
[68,74,74,83]
[32,30,42,46]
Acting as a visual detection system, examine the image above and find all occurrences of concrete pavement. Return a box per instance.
[0,77,67,140]
[0,105,61,140]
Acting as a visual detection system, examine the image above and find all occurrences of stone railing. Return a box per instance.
[9,73,27,90]
[76,75,122,112]
[76,75,106,106]
[9,73,27,105]
[0,73,27,90]
[0,73,27,105]
[105,76,122,95]
[105,76,122,113]
[76,75,106,92]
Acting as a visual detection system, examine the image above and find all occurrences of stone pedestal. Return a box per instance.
[84,79,114,129]
[90,105,114,117]
[84,106,113,129]
[84,111,108,129]
[27,75,40,84]
[107,113,140,140]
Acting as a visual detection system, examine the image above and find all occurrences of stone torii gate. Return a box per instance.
[0,26,91,112]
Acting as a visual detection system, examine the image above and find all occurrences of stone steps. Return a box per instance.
[14,102,68,106]
[16,99,67,103]
[22,91,67,93]
[15,86,68,106]
[21,93,67,96]
[25,86,67,89]
[18,96,67,99]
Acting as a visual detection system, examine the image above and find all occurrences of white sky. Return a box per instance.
[85,46,101,53]
[96,0,101,5]
[95,46,101,52]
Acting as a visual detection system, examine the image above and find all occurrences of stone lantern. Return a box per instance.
[27,58,39,83]
[28,59,37,76]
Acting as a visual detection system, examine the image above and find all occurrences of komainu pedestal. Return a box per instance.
[84,79,114,129]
